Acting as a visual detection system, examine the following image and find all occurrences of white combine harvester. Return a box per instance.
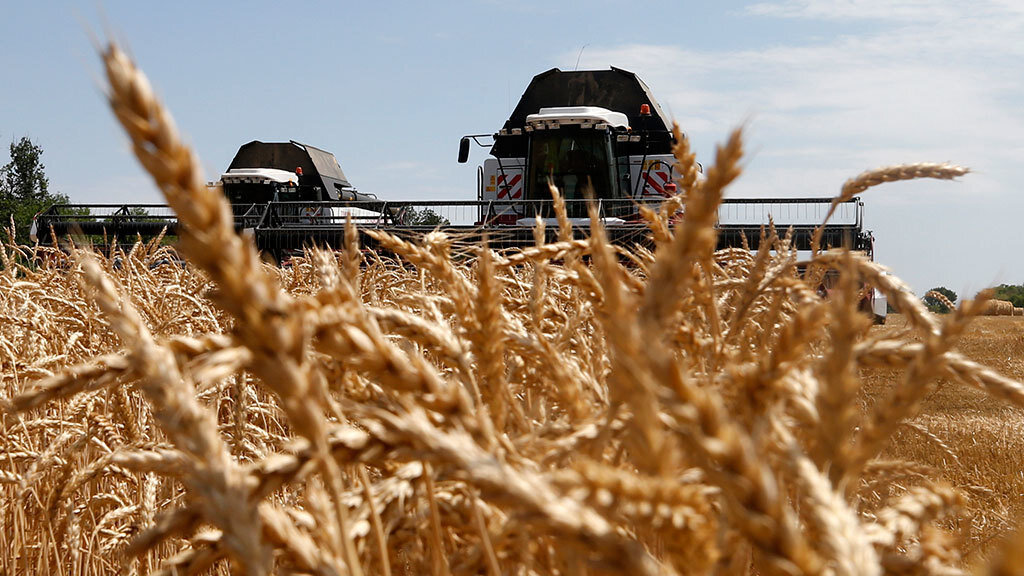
[458,67,884,321]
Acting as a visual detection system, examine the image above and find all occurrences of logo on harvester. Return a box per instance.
[497,174,523,200]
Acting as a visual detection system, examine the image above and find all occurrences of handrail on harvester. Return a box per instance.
[31,197,868,256]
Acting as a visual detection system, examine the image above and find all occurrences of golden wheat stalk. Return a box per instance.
[6,38,1024,576]
[812,163,969,252]
[77,254,271,574]
[102,41,373,574]
[839,163,969,200]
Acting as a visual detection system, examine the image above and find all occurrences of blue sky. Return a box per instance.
[2,1,1023,298]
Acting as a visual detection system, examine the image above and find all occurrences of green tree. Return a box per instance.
[403,206,450,227]
[0,136,70,245]
[924,286,957,314]
[993,284,1024,308]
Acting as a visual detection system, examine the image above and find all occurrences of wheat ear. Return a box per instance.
[78,255,270,575]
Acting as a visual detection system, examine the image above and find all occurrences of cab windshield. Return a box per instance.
[527,130,618,207]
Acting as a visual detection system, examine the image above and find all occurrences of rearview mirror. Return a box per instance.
[458,137,471,163]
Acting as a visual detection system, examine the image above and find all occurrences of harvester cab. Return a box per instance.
[459,67,680,224]
[524,107,630,207]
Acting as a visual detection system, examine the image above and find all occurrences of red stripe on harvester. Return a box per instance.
[497,173,523,199]
[642,173,666,196]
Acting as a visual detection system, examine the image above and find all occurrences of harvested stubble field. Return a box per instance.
[862,314,1024,560]
[3,42,1024,576]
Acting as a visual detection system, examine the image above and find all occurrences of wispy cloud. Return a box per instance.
[568,1,1024,292]
[744,0,964,21]
[574,4,1024,194]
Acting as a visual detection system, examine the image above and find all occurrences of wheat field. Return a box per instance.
[1,42,1023,576]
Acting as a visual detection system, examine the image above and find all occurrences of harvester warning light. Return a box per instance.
[295,167,303,175]
[639,104,651,116]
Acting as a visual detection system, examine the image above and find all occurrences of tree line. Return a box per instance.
[991,284,1024,308]
[922,284,1024,314]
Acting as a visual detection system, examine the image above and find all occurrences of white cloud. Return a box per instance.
[744,0,976,22]
[575,11,1024,187]
[566,2,1024,292]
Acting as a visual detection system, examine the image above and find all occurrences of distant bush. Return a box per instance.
[403,206,450,226]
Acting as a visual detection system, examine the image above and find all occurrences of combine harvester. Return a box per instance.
[31,67,882,318]
[457,67,870,253]
[32,140,386,254]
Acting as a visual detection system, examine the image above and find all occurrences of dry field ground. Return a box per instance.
[864,314,1024,561]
